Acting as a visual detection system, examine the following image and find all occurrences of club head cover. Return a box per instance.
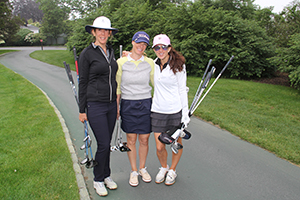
[119,142,131,152]
[86,159,98,168]
[110,146,117,152]
[182,129,192,140]
[158,132,175,144]
[164,126,180,136]
[120,146,131,152]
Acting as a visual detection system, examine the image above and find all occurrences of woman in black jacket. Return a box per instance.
[78,16,118,197]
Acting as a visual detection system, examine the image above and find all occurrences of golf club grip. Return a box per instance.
[197,59,212,95]
[190,59,212,109]
[203,66,216,87]
[68,64,75,84]
[120,45,122,58]
[219,55,234,75]
[190,56,234,114]
[64,62,74,84]
[203,72,212,88]
[73,47,79,76]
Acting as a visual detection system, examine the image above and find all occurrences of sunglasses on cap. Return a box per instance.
[153,45,169,51]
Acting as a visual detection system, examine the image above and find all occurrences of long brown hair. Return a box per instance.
[169,46,186,74]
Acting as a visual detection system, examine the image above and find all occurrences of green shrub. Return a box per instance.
[14,29,33,46]
[66,0,277,79]
[24,33,47,45]
[274,33,300,90]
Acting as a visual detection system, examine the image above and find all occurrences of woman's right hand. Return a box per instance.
[122,51,130,57]
[79,113,87,123]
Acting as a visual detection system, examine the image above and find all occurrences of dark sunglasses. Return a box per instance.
[153,45,169,51]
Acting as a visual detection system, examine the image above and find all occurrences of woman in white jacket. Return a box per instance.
[151,34,190,186]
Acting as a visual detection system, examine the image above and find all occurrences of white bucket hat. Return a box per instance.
[85,16,118,35]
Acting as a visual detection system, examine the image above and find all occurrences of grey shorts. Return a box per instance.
[151,110,182,133]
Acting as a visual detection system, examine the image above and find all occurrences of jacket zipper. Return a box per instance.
[99,47,113,102]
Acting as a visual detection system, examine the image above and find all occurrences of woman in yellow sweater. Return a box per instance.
[116,31,154,187]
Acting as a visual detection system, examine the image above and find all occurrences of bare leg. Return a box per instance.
[126,133,138,171]
[138,133,150,169]
[154,132,168,168]
[170,137,183,171]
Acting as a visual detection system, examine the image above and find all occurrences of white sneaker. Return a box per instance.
[94,181,108,196]
[139,167,152,183]
[165,169,177,186]
[104,176,117,190]
[155,165,169,184]
[129,171,139,187]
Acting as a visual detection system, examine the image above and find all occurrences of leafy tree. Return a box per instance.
[255,8,276,34]
[279,1,300,47]
[111,0,155,55]
[59,0,105,19]
[37,0,68,44]
[65,17,93,53]
[0,0,23,44]
[198,0,257,20]
[66,0,155,56]
[67,0,277,79]
[156,1,276,78]
[14,28,32,45]
[11,0,43,22]
[273,33,300,90]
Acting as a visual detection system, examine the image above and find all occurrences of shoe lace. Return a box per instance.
[96,181,105,187]
[158,167,168,176]
[105,177,113,182]
[140,167,148,174]
[167,170,176,178]
[131,171,139,177]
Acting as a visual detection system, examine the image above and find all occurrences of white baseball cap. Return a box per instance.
[152,34,171,48]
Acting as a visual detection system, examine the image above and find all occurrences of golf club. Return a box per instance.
[158,56,234,154]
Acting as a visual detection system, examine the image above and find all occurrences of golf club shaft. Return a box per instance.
[191,55,234,114]
[190,66,216,114]
[190,59,212,110]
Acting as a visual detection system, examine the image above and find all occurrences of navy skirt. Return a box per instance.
[151,110,182,133]
[120,98,152,134]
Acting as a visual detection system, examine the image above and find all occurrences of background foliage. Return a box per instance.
[2,0,300,89]
[66,0,278,80]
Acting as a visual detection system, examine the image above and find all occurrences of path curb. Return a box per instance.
[39,88,91,200]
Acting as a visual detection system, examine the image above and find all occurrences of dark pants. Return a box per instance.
[87,101,117,182]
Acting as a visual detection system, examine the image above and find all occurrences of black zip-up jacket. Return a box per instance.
[78,43,118,113]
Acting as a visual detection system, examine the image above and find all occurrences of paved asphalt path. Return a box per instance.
[1,47,300,200]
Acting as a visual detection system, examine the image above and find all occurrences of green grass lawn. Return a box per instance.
[0,53,79,199]
[30,50,300,166]
[0,49,19,54]
[188,77,300,164]
[30,50,76,71]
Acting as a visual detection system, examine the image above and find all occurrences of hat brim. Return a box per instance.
[133,38,149,45]
[152,43,170,48]
[85,25,118,35]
